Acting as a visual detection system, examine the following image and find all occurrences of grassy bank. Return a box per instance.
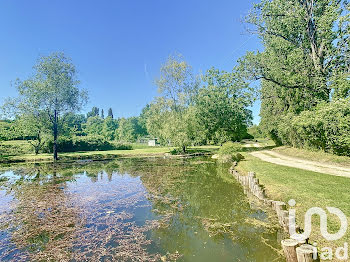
[0,144,219,164]
[236,153,350,253]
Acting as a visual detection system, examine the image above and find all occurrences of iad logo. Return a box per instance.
[288,199,349,260]
[288,199,348,241]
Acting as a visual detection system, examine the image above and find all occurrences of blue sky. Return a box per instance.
[0,0,262,124]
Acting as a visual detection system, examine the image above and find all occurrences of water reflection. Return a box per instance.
[0,158,283,261]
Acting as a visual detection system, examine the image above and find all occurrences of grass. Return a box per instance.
[273,146,350,167]
[0,145,220,164]
[236,153,350,252]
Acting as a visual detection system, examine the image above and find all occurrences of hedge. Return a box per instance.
[277,99,350,156]
[43,135,132,153]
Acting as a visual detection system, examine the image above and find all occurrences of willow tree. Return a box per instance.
[7,52,87,161]
[147,54,201,152]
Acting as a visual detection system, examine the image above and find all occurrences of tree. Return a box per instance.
[5,52,87,160]
[238,0,349,142]
[116,118,135,142]
[16,111,50,154]
[84,116,103,136]
[61,113,86,136]
[107,108,114,119]
[101,109,104,119]
[195,68,254,144]
[138,104,150,133]
[87,107,99,118]
[147,54,199,152]
[102,117,117,140]
[115,117,146,142]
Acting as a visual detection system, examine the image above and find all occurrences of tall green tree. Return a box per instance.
[107,108,114,119]
[87,107,99,118]
[238,0,349,141]
[115,117,146,142]
[5,52,87,160]
[195,68,254,144]
[147,54,199,152]
[61,113,86,136]
[102,117,118,140]
[84,116,103,136]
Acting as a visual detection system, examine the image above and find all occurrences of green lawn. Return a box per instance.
[0,144,220,163]
[236,153,350,251]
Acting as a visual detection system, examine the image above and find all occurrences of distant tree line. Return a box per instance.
[1,52,255,158]
[12,0,349,158]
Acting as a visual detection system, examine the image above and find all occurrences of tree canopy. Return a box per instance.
[4,52,87,160]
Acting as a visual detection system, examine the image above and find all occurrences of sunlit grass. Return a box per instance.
[0,145,219,163]
[237,153,350,251]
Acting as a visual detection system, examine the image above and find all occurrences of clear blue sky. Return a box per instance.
[0,0,262,124]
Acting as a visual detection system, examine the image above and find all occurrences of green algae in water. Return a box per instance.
[0,158,284,261]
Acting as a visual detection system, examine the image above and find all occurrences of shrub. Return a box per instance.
[218,142,242,155]
[0,140,33,156]
[277,99,350,156]
[217,142,244,163]
[43,135,116,153]
[112,143,133,150]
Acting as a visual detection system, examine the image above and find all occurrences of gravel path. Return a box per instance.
[250,150,350,178]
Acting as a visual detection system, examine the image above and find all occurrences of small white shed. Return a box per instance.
[148,139,157,147]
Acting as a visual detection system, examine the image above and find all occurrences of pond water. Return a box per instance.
[0,157,284,261]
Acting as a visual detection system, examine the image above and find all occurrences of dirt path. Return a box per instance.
[250,150,350,178]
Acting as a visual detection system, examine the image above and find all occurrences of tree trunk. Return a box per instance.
[35,130,41,155]
[281,239,299,262]
[53,110,58,161]
[296,244,318,262]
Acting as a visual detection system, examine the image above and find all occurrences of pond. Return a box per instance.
[0,157,284,261]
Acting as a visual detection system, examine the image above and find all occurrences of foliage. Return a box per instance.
[61,113,86,136]
[3,52,88,160]
[87,107,100,118]
[107,108,114,119]
[84,116,103,136]
[112,143,133,150]
[16,112,51,154]
[195,68,254,144]
[218,142,243,155]
[102,117,118,141]
[138,104,150,134]
[146,54,201,152]
[277,99,350,156]
[239,0,350,150]
[43,135,116,153]
[217,142,244,163]
[146,55,255,151]
[0,140,33,156]
[116,117,146,143]
[248,125,263,139]
[155,53,198,111]
[0,120,24,141]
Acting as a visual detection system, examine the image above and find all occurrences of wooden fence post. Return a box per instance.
[281,239,299,262]
[296,244,318,262]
